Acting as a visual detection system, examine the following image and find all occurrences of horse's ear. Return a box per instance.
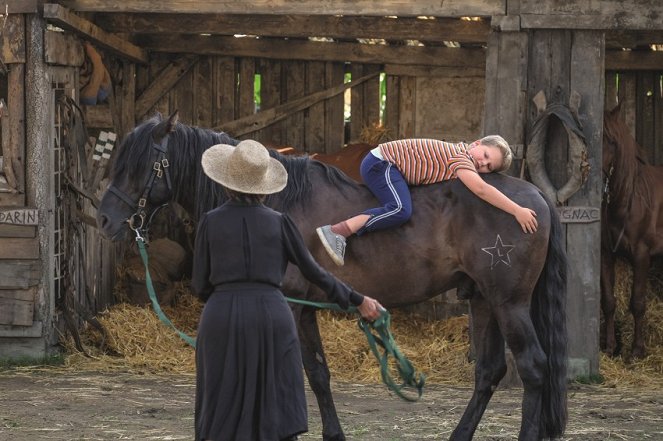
[166,110,179,134]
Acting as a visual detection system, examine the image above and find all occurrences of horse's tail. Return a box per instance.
[532,195,568,438]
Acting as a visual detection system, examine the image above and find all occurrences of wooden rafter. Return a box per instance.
[58,0,506,17]
[95,14,491,44]
[136,35,486,68]
[43,3,149,64]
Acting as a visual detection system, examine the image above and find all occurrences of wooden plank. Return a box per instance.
[0,208,38,225]
[655,73,663,166]
[43,3,149,64]
[0,288,36,326]
[385,75,400,140]
[44,30,85,66]
[192,57,214,127]
[284,61,306,148]
[4,0,39,13]
[566,30,604,376]
[0,320,42,338]
[363,64,381,133]
[83,104,113,128]
[636,72,656,162]
[218,72,379,137]
[305,61,326,153]
[256,59,282,145]
[606,50,663,71]
[0,287,36,302]
[324,62,345,153]
[119,63,136,144]
[397,76,416,138]
[214,56,237,126]
[606,30,663,50]
[385,64,485,78]
[136,35,486,68]
[0,224,36,238]
[171,67,193,124]
[483,31,528,173]
[7,63,25,199]
[350,64,365,143]
[1,14,25,64]
[0,260,41,288]
[237,58,255,119]
[135,56,199,120]
[521,13,663,31]
[96,14,491,44]
[58,0,506,17]
[618,72,637,139]
[0,238,39,260]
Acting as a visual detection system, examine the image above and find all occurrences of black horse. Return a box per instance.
[97,113,568,441]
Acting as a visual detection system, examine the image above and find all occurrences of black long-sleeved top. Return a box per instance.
[191,201,364,308]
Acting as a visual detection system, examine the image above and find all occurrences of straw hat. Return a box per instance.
[201,140,287,194]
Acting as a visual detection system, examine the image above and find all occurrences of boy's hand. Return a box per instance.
[515,207,538,233]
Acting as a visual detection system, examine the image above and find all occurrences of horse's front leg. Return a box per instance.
[451,295,506,441]
[600,241,618,355]
[630,248,650,359]
[297,305,345,441]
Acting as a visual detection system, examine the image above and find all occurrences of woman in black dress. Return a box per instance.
[192,139,383,441]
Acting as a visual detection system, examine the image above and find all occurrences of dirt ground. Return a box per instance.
[0,369,662,441]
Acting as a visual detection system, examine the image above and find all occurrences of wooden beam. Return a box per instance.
[95,14,491,44]
[605,50,663,70]
[59,0,506,17]
[4,0,40,13]
[43,3,149,64]
[44,30,85,66]
[606,31,663,49]
[521,13,663,31]
[135,56,199,120]
[136,35,486,68]
[218,72,379,136]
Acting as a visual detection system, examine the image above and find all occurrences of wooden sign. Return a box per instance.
[557,206,600,224]
[0,208,38,225]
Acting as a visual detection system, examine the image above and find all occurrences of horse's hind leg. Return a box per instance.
[630,248,650,359]
[495,305,547,441]
[296,306,345,441]
[451,295,507,441]
[600,243,618,355]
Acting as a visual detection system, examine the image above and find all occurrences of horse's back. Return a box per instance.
[293,171,552,306]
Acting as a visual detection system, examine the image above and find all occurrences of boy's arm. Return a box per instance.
[456,168,538,233]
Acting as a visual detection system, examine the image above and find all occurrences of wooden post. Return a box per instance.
[526,29,604,379]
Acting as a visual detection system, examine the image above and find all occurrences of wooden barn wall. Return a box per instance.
[605,71,663,165]
[134,55,487,153]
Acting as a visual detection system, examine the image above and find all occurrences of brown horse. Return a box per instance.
[601,103,663,359]
[97,113,568,441]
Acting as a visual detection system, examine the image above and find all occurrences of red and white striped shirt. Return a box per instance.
[378,139,477,185]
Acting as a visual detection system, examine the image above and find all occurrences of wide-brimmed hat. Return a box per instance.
[201,139,287,194]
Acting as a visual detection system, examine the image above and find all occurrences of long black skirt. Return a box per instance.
[195,283,308,441]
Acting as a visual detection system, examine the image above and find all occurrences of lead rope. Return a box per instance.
[133,228,425,401]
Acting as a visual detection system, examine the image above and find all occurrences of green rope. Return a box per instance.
[137,239,197,347]
[257,299,426,401]
[136,237,425,401]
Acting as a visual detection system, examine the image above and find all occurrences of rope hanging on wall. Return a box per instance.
[526,91,589,205]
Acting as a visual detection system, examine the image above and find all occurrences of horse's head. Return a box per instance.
[97,111,179,241]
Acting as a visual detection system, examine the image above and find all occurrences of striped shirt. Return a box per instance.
[378,139,477,185]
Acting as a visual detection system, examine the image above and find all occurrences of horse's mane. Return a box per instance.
[111,114,239,220]
[603,107,653,209]
[266,150,361,212]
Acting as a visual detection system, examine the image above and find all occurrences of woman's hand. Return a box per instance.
[357,296,384,321]
[514,206,538,233]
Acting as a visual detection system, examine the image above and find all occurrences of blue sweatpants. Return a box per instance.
[357,152,412,235]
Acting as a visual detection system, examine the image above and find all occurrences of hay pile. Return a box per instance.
[64,260,663,388]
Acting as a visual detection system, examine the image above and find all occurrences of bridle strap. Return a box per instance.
[107,135,173,238]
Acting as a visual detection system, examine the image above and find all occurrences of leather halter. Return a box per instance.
[107,135,173,238]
